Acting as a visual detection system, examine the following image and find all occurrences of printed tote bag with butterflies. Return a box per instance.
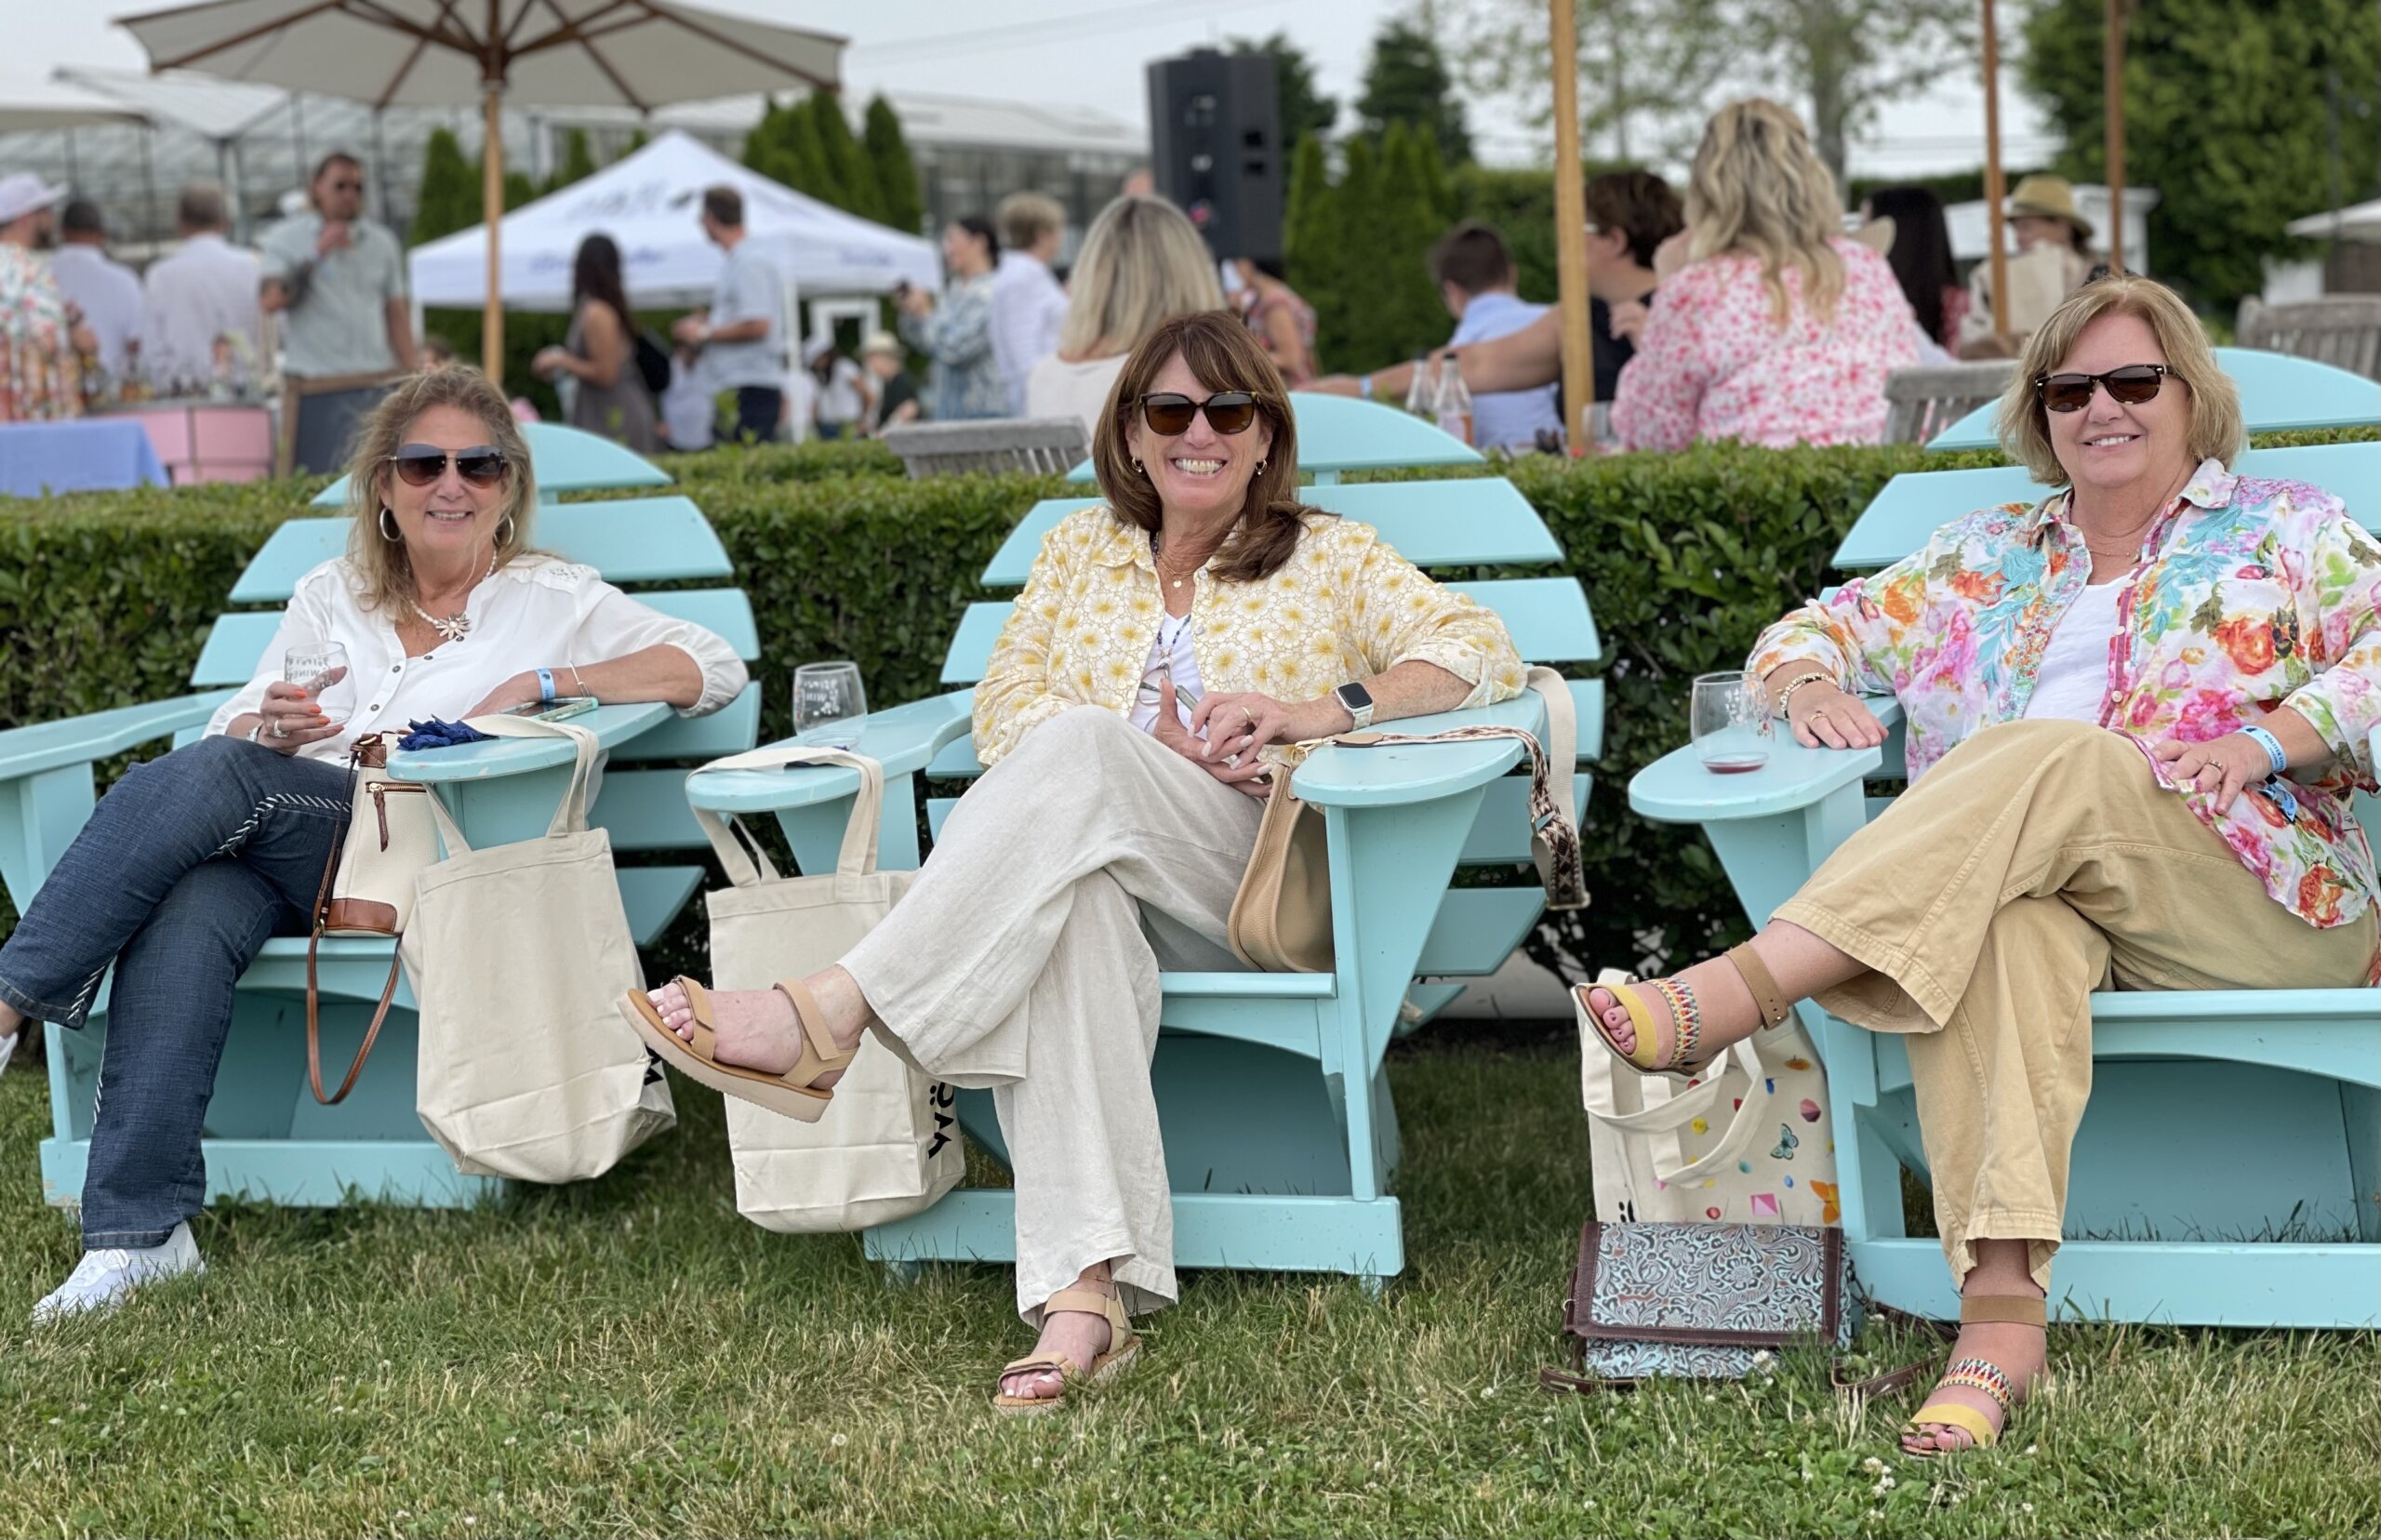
[1577,1001,1839,1228]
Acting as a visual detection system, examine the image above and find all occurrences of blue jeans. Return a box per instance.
[0,735,351,1247]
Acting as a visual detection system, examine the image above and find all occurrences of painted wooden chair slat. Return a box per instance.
[311,421,672,506]
[984,478,1563,586]
[1925,347,2381,450]
[1064,393,1484,485]
[231,498,732,602]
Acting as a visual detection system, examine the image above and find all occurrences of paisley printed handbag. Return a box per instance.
[1541,1221,1863,1390]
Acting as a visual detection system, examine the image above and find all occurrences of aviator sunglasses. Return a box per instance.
[387,444,510,487]
[1136,391,1259,435]
[2034,363,2174,414]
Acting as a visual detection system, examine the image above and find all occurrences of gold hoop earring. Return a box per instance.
[1132,458,1146,477]
[378,508,402,542]
[496,513,514,546]
[1255,458,1267,474]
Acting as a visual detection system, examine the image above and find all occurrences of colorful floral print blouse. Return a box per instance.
[1610,238,1917,452]
[1750,459,2381,936]
[975,507,1526,768]
[0,245,81,423]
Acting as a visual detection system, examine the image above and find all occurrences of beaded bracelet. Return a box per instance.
[1775,671,1836,719]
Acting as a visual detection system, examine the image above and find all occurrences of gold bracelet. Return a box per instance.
[1775,671,1837,718]
[568,662,590,697]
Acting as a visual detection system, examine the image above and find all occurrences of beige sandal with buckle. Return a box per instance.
[991,1285,1141,1415]
[1574,942,1794,1083]
[619,976,856,1122]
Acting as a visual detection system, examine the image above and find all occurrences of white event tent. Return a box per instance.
[406,130,938,316]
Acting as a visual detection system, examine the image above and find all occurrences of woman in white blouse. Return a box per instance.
[0,366,746,1322]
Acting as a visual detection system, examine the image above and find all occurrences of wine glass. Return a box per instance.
[1690,670,1772,775]
[793,661,867,750]
[283,643,353,730]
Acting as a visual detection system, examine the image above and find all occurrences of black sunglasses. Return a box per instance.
[1136,391,1258,436]
[2036,364,2173,414]
[388,445,509,487]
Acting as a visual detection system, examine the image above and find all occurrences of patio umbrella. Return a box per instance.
[120,0,846,383]
[0,74,147,132]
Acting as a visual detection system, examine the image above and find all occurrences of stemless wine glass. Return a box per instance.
[793,661,868,750]
[1690,670,1772,774]
[283,642,353,733]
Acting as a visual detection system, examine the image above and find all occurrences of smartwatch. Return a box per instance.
[1334,681,1376,732]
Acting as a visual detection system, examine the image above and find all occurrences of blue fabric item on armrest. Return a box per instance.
[399,718,495,751]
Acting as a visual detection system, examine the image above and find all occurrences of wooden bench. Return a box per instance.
[882,418,1089,478]
[2239,295,2381,381]
[1882,362,2016,445]
[1,426,760,1215]
[685,401,1599,1286]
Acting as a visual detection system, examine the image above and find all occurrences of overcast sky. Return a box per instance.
[27,0,2058,177]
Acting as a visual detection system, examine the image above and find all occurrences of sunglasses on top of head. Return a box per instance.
[387,445,509,487]
[2035,363,2173,414]
[1136,392,1258,436]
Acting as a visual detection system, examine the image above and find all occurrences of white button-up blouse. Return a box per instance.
[205,553,749,763]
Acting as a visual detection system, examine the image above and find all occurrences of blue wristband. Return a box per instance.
[536,667,555,703]
[2239,724,2287,776]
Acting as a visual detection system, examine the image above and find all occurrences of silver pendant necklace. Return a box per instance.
[412,552,497,644]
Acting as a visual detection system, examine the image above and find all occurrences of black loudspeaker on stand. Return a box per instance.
[1146,48,1283,265]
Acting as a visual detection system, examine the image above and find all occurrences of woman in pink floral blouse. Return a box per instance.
[1606,99,1916,450]
[1577,275,2381,1454]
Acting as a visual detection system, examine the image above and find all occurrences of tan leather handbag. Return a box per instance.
[305,732,441,1104]
[1228,667,1589,973]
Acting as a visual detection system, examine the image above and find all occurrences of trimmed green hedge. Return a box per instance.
[7,429,2374,973]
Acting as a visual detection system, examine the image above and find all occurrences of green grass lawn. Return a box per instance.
[2,1032,2374,1538]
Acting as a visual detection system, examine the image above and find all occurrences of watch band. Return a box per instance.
[1335,683,1376,732]
[2239,724,2287,776]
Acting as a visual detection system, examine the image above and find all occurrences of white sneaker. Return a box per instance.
[33,1223,205,1323]
[0,1029,17,1075]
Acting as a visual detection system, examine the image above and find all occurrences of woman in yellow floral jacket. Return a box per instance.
[1578,275,2381,1457]
[631,311,1523,1412]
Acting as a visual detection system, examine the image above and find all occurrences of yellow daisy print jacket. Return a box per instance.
[974,506,1527,768]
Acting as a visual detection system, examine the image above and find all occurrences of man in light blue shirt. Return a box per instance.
[1429,222,1561,451]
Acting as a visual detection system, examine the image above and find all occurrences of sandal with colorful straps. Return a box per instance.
[1902,1294,2048,1455]
[1573,942,1795,1083]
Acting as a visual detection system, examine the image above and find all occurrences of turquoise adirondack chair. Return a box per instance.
[0,425,761,1215]
[1925,348,2381,450]
[1064,391,1489,485]
[1628,437,2381,1328]
[687,400,1600,1286]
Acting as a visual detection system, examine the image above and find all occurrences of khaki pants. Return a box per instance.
[1772,720,2377,1290]
[842,707,1262,1323]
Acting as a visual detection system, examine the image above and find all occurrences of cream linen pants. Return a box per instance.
[1771,719,2377,1290]
[842,706,1263,1323]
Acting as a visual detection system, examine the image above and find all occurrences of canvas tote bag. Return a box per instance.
[403,714,674,1182]
[1230,665,1588,972]
[691,744,964,1233]
[1578,999,1838,1228]
[303,731,442,1104]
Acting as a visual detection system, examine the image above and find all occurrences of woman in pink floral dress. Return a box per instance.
[1577,275,2381,1455]
[1606,99,1916,451]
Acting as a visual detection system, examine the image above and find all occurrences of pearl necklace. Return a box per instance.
[410,552,498,644]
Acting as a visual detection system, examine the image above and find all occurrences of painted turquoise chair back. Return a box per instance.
[1924,348,2381,450]
[1627,437,2381,1327]
[1065,392,1486,486]
[310,421,673,506]
[20,426,760,1215]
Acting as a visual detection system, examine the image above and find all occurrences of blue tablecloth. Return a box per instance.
[0,418,169,498]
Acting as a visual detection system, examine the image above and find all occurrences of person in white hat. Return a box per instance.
[0,172,90,422]
[858,330,920,434]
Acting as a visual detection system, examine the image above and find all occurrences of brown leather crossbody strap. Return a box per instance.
[307,934,404,1106]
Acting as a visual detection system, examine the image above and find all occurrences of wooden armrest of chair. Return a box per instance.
[1629,697,1906,825]
[684,691,977,816]
[0,692,238,783]
[385,702,676,784]
[1292,694,1545,810]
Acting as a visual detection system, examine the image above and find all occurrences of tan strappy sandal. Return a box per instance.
[991,1285,1141,1415]
[1902,1294,2049,1455]
[619,976,856,1122]
[1574,941,1794,1082]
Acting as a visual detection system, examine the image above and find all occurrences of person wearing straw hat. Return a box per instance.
[857,330,920,434]
[1959,174,2097,359]
[0,172,89,421]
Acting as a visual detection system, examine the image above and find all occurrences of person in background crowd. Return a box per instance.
[1864,185,1966,363]
[858,331,920,434]
[419,334,458,368]
[50,200,142,386]
[898,214,1005,421]
[1026,195,1225,439]
[1119,166,1157,200]
[1960,174,2096,359]
[140,182,266,397]
[534,232,659,454]
[0,173,86,421]
[1224,257,1317,385]
[1426,221,1560,449]
[259,153,416,379]
[1315,170,1682,440]
[658,344,716,452]
[672,185,789,445]
[991,192,1070,415]
[806,337,873,440]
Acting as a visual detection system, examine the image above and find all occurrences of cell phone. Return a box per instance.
[499,696,597,723]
